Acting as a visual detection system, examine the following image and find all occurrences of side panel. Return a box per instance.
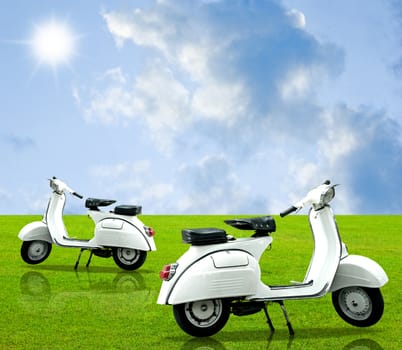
[329,254,388,291]
[18,221,52,243]
[95,218,156,251]
[164,251,260,305]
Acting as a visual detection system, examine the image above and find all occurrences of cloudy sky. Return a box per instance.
[1,0,402,215]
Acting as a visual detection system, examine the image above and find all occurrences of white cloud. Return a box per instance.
[89,160,174,211]
[176,154,252,213]
[191,81,248,123]
[279,66,312,100]
[286,9,306,29]
[177,44,213,81]
[83,62,190,150]
[84,85,140,124]
[288,159,318,188]
[318,109,359,166]
[103,67,127,84]
[134,63,190,131]
[73,0,402,215]
[102,9,175,54]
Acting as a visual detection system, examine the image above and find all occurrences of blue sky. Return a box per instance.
[1,0,402,215]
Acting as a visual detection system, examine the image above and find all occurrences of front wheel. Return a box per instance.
[332,287,384,327]
[173,299,230,337]
[112,247,147,270]
[21,240,52,264]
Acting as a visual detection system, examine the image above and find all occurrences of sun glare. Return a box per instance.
[30,19,77,68]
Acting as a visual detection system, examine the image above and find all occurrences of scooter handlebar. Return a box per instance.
[280,206,298,217]
[50,177,83,199]
[72,192,83,199]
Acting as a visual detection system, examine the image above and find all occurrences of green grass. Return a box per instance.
[0,214,401,349]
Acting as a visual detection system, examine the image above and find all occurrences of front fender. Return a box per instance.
[329,254,388,291]
[18,221,52,243]
[158,250,260,305]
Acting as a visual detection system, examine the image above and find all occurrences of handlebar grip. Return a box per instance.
[73,192,83,199]
[280,206,297,217]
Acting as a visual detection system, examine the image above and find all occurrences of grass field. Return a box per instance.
[0,214,400,349]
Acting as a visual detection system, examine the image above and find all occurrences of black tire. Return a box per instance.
[112,247,147,270]
[332,287,384,327]
[173,299,230,337]
[21,240,52,264]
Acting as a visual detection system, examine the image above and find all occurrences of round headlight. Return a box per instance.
[321,186,335,205]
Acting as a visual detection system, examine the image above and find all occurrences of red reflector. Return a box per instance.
[159,263,178,281]
[145,226,156,237]
[160,265,171,280]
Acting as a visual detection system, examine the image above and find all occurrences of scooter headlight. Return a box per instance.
[322,186,335,204]
[314,186,336,210]
[49,177,62,194]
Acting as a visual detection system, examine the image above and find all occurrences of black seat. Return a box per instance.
[114,205,142,216]
[182,228,227,245]
[85,198,116,210]
[225,216,276,233]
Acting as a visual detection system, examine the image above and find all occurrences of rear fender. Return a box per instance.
[95,218,156,251]
[18,221,52,243]
[159,250,260,305]
[329,254,388,291]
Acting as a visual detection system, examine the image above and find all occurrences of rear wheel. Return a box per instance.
[173,299,230,337]
[332,286,384,327]
[21,240,52,264]
[112,247,147,270]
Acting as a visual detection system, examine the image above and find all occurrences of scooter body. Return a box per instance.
[157,181,388,337]
[158,207,386,304]
[18,177,156,270]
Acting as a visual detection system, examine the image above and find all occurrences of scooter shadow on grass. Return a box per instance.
[19,269,149,299]
[180,337,227,350]
[176,330,384,350]
[228,329,383,350]
[20,261,155,274]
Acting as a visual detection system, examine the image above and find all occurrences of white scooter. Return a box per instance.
[157,181,388,337]
[18,177,156,270]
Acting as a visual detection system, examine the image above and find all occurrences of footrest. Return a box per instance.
[182,228,227,245]
[114,205,142,216]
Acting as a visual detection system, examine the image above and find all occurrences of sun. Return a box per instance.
[29,18,77,69]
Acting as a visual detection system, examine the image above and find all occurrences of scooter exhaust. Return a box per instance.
[231,301,265,316]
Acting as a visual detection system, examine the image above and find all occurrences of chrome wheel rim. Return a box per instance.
[117,248,139,265]
[28,241,48,261]
[184,300,223,328]
[338,287,372,320]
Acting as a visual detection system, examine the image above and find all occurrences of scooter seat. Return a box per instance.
[225,216,276,233]
[182,228,227,245]
[85,198,116,210]
[114,205,142,216]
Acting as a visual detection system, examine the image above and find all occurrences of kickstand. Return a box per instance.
[74,248,92,270]
[74,248,85,270]
[86,250,94,268]
[277,301,295,336]
[262,303,275,333]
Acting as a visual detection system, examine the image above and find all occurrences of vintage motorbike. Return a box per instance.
[157,181,388,337]
[18,177,156,270]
